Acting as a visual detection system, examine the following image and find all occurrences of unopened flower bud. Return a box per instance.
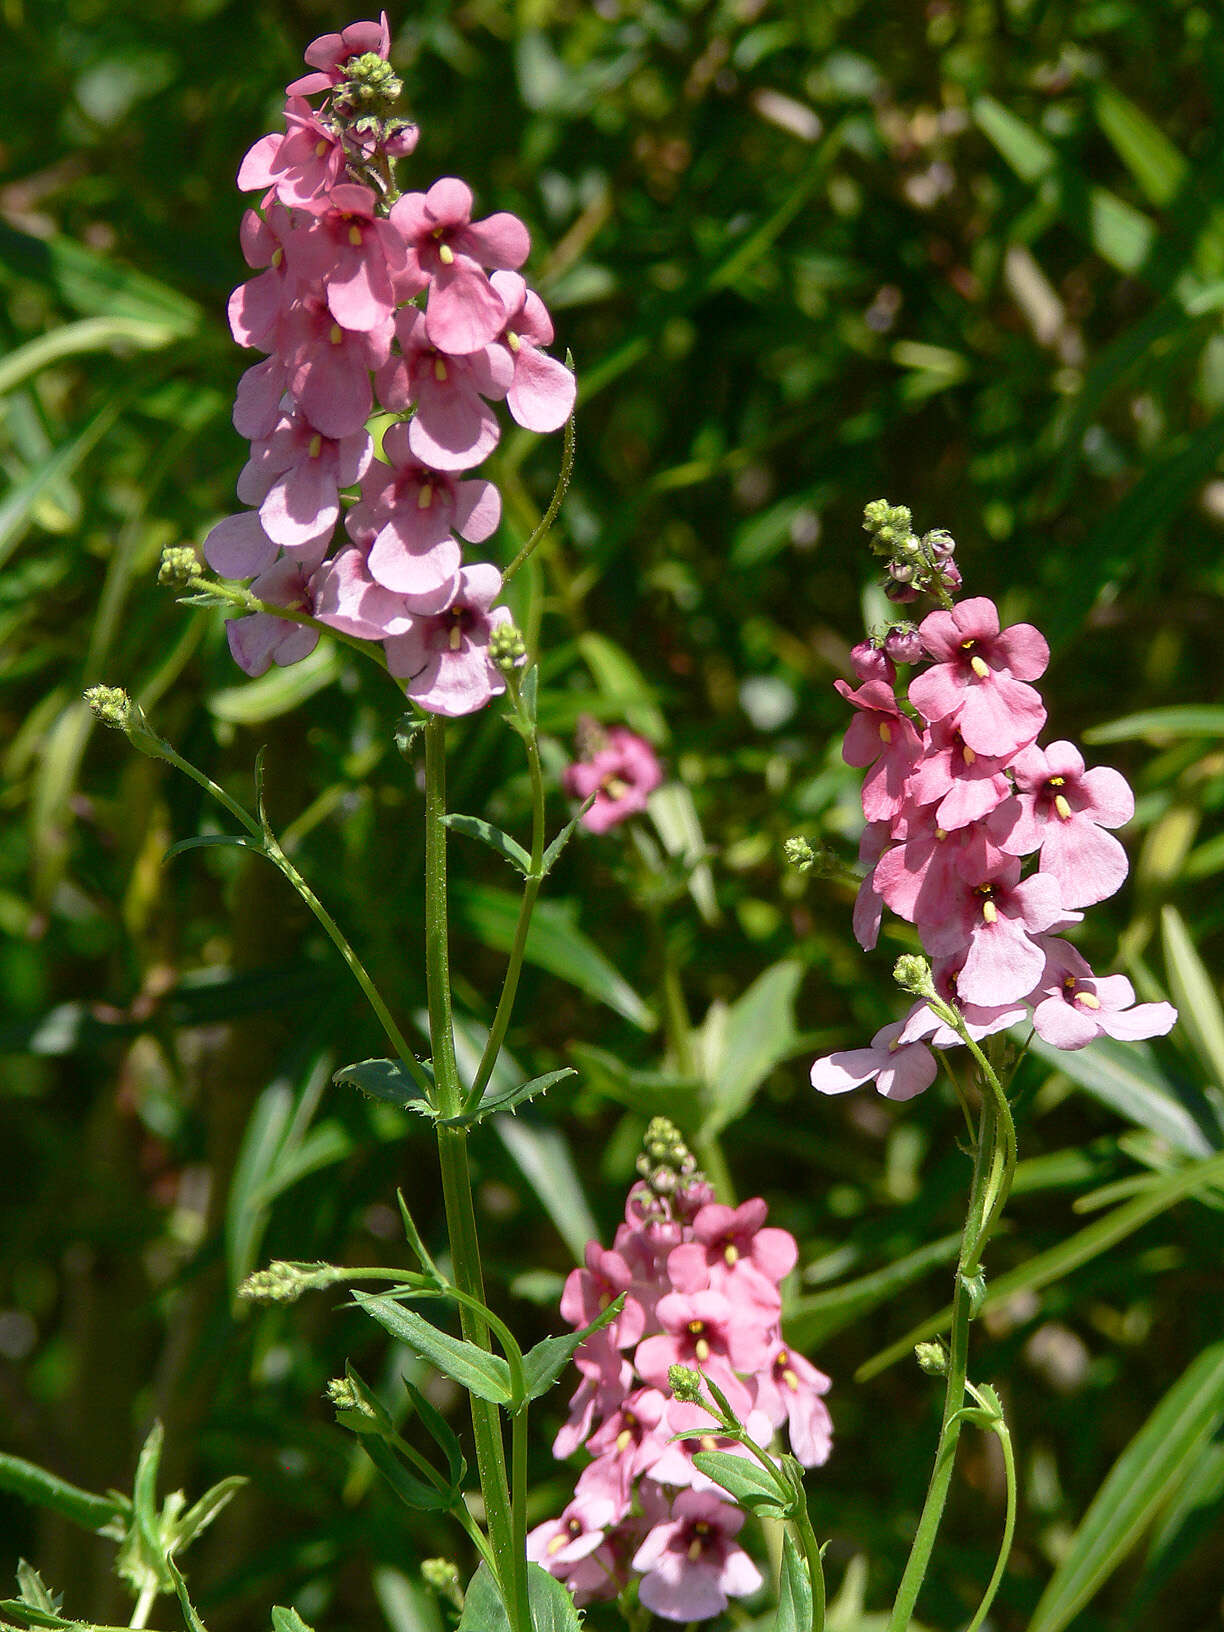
[883,624,925,665]
[925,528,956,560]
[422,1559,464,1612]
[668,1364,706,1404]
[238,1259,342,1303]
[84,685,133,731]
[937,560,963,594]
[785,836,817,872]
[888,560,916,585]
[894,954,937,999]
[885,579,919,604]
[336,51,403,115]
[489,621,527,673]
[158,545,201,587]
[326,1376,363,1413]
[915,1340,948,1376]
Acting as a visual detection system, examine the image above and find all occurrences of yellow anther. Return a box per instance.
[507,330,521,352]
[329,324,344,345]
[981,900,998,924]
[434,357,448,381]
[271,248,284,268]
[547,1534,568,1556]
[348,223,363,246]
[783,1368,800,1391]
[438,242,455,265]
[1054,793,1072,821]
[699,1435,717,1452]
[603,775,629,800]
[694,1337,710,1362]
[879,720,892,743]
[1077,992,1102,1011]
[962,746,976,764]
[616,1428,632,1452]
[308,434,323,459]
[688,1538,704,1563]
[315,139,329,158]
[449,623,464,652]
[970,654,990,679]
[935,827,948,842]
[724,1243,739,1265]
[417,484,433,509]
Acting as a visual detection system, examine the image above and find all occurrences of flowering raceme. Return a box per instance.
[811,509,1175,1099]
[530,1124,831,1620]
[204,14,575,710]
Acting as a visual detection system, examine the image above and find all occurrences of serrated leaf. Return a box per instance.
[1028,1342,1224,1632]
[163,833,263,863]
[456,1563,583,1632]
[689,1450,789,1516]
[0,1454,127,1533]
[13,1566,58,1616]
[167,1556,208,1632]
[443,814,531,876]
[537,804,590,880]
[520,1296,626,1402]
[334,1059,432,1113]
[271,1610,315,1632]
[442,1067,576,1128]
[776,1532,814,1632]
[354,1294,512,1405]
[701,960,804,1137]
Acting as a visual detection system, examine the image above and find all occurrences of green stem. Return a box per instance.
[792,1501,827,1632]
[502,403,576,584]
[465,679,547,1112]
[962,1405,1017,1632]
[424,717,529,1632]
[128,1580,158,1631]
[185,574,391,671]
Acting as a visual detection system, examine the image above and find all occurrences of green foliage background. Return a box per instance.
[2,0,1223,1627]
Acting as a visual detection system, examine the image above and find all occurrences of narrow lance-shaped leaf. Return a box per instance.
[775,1532,814,1632]
[441,1067,577,1128]
[442,814,531,876]
[520,1296,626,1402]
[353,1294,513,1406]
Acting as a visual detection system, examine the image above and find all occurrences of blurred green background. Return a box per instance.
[2,0,1224,1627]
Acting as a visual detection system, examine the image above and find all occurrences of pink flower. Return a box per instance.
[560,1242,647,1350]
[528,1491,618,1577]
[282,294,393,438]
[988,740,1134,909]
[283,184,406,332]
[226,558,319,676]
[849,640,896,684]
[383,563,514,717]
[923,852,1074,1007]
[632,1490,763,1622]
[810,1019,938,1102]
[908,596,1049,758]
[666,1200,797,1308]
[754,1344,833,1467]
[634,1289,769,1411]
[563,725,664,832]
[905,718,1013,832]
[202,510,279,581]
[391,177,531,354]
[238,409,371,553]
[1030,940,1177,1050]
[287,14,392,98]
[375,306,512,471]
[834,677,923,822]
[489,271,576,433]
[311,547,419,641]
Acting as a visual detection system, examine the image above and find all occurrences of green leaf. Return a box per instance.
[1029,1034,1218,1157]
[163,834,264,862]
[457,1563,583,1632]
[207,642,342,724]
[1084,705,1224,744]
[1161,905,1224,1091]
[441,1067,577,1128]
[167,1557,208,1632]
[567,1043,704,1119]
[784,1233,961,1350]
[689,1450,789,1516]
[1028,1341,1224,1632]
[334,1058,432,1112]
[520,1296,626,1402]
[1094,84,1187,208]
[271,1611,315,1632]
[537,805,590,881]
[443,814,531,876]
[132,1421,165,1561]
[576,630,667,740]
[649,779,719,926]
[0,397,124,572]
[172,1476,246,1552]
[455,886,654,1029]
[701,960,804,1136]
[0,1453,126,1533]
[0,221,200,330]
[353,1294,513,1405]
[776,1532,814,1632]
[402,1376,467,1489]
[0,317,182,398]
[246,1121,354,1208]
[356,1435,457,1515]
[13,1566,58,1617]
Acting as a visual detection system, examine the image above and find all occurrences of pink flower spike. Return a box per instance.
[1030,940,1177,1050]
[989,740,1134,908]
[633,1490,763,1622]
[810,1020,938,1102]
[384,562,513,717]
[908,596,1049,758]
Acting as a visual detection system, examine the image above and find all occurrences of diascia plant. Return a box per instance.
[0,16,1192,1632]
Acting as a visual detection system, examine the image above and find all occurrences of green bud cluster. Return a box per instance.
[158,545,201,588]
[893,953,937,1000]
[668,1363,707,1404]
[326,1376,365,1414]
[238,1260,341,1303]
[862,498,958,600]
[915,1340,948,1376]
[489,621,527,674]
[336,51,404,116]
[635,1115,703,1198]
[421,1559,464,1611]
[84,685,133,731]
[784,835,817,872]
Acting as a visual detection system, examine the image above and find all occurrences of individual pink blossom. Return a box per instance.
[632,1490,763,1622]
[922,852,1074,1006]
[310,547,420,640]
[989,740,1134,909]
[872,809,994,931]
[560,1242,647,1350]
[810,1019,938,1102]
[375,306,511,471]
[528,1491,619,1578]
[908,595,1049,758]
[391,177,531,353]
[287,14,392,98]
[834,677,923,822]
[236,100,348,211]
[383,562,514,716]
[634,1289,769,1412]
[898,960,1028,1048]
[237,409,372,553]
[754,1344,833,1467]
[648,1401,777,1494]
[283,184,407,331]
[202,510,279,581]
[282,295,393,438]
[489,271,576,432]
[581,1390,671,1503]
[226,558,319,676]
[666,1200,797,1308]
[1030,940,1177,1050]
[228,206,299,353]
[905,718,1013,832]
[563,725,664,832]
